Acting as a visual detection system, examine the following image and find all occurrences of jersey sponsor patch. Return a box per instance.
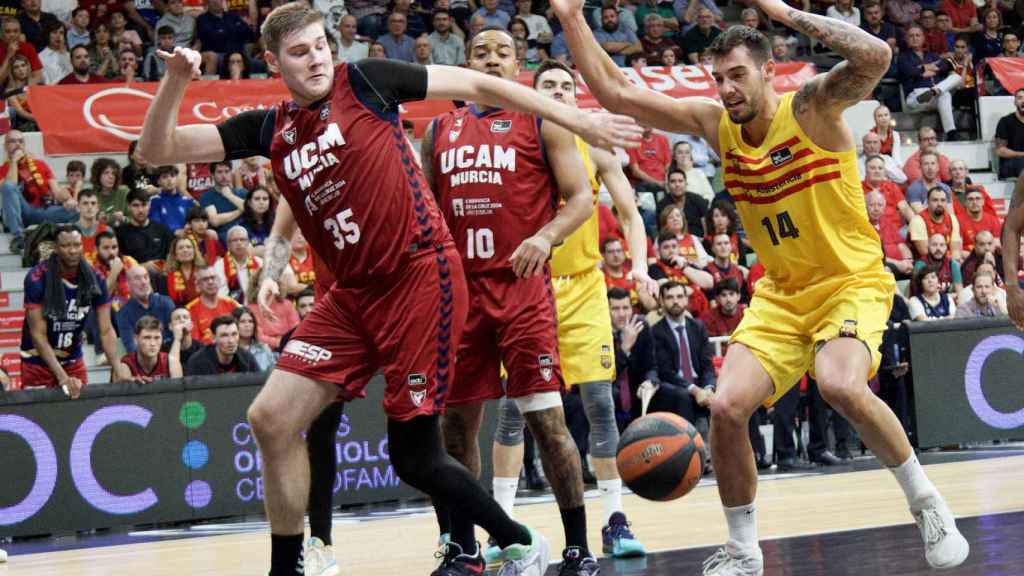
[839,320,858,338]
[452,198,465,216]
[490,119,512,133]
[407,373,428,406]
[282,339,333,363]
[449,117,464,143]
[770,146,794,167]
[283,127,297,145]
[601,344,612,369]
[539,354,554,382]
[319,102,331,120]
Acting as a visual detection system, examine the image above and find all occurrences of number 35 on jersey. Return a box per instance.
[325,208,361,250]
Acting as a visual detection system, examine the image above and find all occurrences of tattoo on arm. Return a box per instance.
[263,235,291,283]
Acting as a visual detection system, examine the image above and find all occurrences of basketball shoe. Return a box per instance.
[912,495,969,569]
[303,537,339,576]
[701,540,763,575]
[557,546,600,575]
[497,526,550,576]
[431,542,486,576]
[601,512,646,558]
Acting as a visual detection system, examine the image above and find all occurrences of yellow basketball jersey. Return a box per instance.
[550,136,602,277]
[718,92,884,289]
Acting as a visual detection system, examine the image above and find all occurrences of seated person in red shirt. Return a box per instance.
[602,236,658,312]
[120,315,183,380]
[866,190,914,279]
[1,130,77,251]
[862,155,914,229]
[648,231,712,317]
[625,126,671,191]
[957,188,1002,254]
[186,266,240,344]
[184,314,258,375]
[700,278,746,338]
[705,234,748,302]
[960,230,1001,287]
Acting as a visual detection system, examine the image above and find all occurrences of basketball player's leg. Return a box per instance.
[304,400,345,576]
[492,395,527,516]
[441,400,488,552]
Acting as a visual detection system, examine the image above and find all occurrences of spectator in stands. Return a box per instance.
[899,25,964,141]
[149,165,196,232]
[118,264,174,351]
[867,189,915,278]
[142,26,177,80]
[1002,31,1021,57]
[66,8,90,50]
[200,161,246,243]
[946,35,977,109]
[117,189,175,273]
[165,307,202,366]
[956,187,1002,253]
[93,230,138,310]
[113,48,140,82]
[87,157,129,226]
[233,156,272,194]
[377,11,415,62]
[21,226,132,393]
[738,7,770,32]
[347,0,388,39]
[913,233,963,295]
[958,261,1007,307]
[215,225,262,304]
[660,204,711,266]
[515,0,552,43]
[245,268,299,349]
[185,314,257,375]
[17,0,59,52]
[649,281,714,432]
[219,51,250,80]
[1,130,77,253]
[108,12,144,56]
[906,152,952,211]
[156,0,195,49]
[233,306,275,370]
[286,229,316,295]
[679,8,719,64]
[187,266,239,344]
[904,127,952,183]
[602,237,658,312]
[956,270,1006,317]
[703,200,747,262]
[59,45,107,84]
[66,161,86,199]
[334,14,368,62]
[194,0,255,75]
[995,89,1024,179]
[909,265,957,320]
[909,186,963,259]
[166,236,205,306]
[863,155,915,229]
[77,190,109,266]
[870,104,900,156]
[960,230,1000,286]
[428,10,464,65]
[124,141,159,198]
[88,23,118,80]
[120,315,183,379]
[700,277,746,337]
[639,14,678,66]
[886,0,920,30]
[38,21,70,84]
[770,33,793,62]
[472,0,510,29]
[920,9,949,55]
[391,0,426,39]
[859,132,907,185]
[627,126,671,191]
[649,233,712,318]
[936,12,957,47]
[973,9,1004,61]
[5,54,38,131]
[668,141,714,203]
[705,234,747,296]
[277,287,315,348]
[240,186,274,253]
[658,169,709,239]
[607,286,654,428]
[412,34,432,65]
[594,5,641,66]
[861,0,898,54]
[183,206,222,262]
[636,0,678,38]
[940,0,982,34]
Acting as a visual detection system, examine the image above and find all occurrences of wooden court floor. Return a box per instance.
[4,456,1023,575]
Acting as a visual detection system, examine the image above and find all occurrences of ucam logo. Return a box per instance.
[282,122,346,191]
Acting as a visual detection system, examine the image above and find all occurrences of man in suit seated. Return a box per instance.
[648,281,716,440]
[608,287,657,431]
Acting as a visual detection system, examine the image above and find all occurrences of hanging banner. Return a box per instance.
[982,57,1024,95]
[28,62,815,155]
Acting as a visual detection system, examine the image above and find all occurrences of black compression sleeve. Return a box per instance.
[216,109,275,160]
[349,59,429,114]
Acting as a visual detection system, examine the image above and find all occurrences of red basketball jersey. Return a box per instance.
[269,64,451,287]
[430,106,558,275]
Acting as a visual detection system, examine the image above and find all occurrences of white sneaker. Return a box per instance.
[304,537,339,576]
[497,526,550,576]
[702,540,763,575]
[912,496,969,569]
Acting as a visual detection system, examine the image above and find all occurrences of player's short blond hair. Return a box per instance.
[261,1,324,56]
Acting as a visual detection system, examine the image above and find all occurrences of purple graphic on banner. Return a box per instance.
[0,415,58,525]
[964,334,1024,429]
[70,405,159,515]
[185,480,212,508]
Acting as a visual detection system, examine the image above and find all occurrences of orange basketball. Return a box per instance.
[615,412,706,501]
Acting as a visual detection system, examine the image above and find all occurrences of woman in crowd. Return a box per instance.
[869,104,900,156]
[909,266,957,320]
[668,140,714,203]
[973,9,1005,61]
[86,158,129,225]
[703,200,748,263]
[166,236,206,307]
[220,51,250,80]
[659,204,712,267]
[660,46,677,67]
[241,186,275,255]
[509,18,539,65]
[233,307,275,371]
[89,23,118,79]
[5,55,38,132]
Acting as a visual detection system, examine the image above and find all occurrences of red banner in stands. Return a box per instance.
[982,57,1024,95]
[28,62,815,155]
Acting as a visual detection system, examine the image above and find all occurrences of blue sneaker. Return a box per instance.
[483,537,503,565]
[601,512,646,558]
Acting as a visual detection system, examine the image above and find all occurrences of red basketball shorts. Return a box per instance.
[20,359,88,389]
[446,268,563,406]
[276,246,468,422]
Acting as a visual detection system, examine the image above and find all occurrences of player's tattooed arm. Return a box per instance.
[420,120,436,193]
[1002,174,1024,329]
[263,235,291,284]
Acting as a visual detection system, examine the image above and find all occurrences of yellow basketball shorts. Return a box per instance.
[552,266,616,387]
[729,270,895,407]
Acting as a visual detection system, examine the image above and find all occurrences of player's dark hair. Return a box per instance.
[607,287,631,302]
[926,186,947,201]
[261,1,325,55]
[714,277,741,297]
[134,315,163,335]
[127,188,150,204]
[657,230,677,246]
[210,314,238,336]
[600,236,623,254]
[707,25,771,65]
[659,280,686,299]
[533,59,575,88]
[468,25,515,49]
[96,229,117,245]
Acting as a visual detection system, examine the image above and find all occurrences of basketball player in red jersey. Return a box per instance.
[137,4,642,575]
[423,27,597,575]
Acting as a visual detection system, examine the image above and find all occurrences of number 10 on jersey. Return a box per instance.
[466,228,495,259]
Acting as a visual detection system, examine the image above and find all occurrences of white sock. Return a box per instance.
[597,479,623,524]
[889,455,938,508]
[492,477,519,518]
[723,503,758,549]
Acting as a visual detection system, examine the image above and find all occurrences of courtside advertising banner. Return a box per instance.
[28,63,816,155]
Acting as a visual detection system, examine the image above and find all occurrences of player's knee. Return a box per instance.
[818,374,870,418]
[495,397,526,447]
[709,393,750,429]
[247,398,290,448]
[581,382,619,458]
[512,390,562,415]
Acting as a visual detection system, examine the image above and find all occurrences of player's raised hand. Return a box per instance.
[550,0,585,18]
[575,110,644,150]
[1009,287,1024,331]
[510,234,552,278]
[630,268,659,302]
[157,46,202,79]
[258,277,282,322]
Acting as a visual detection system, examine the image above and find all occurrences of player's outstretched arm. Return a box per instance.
[1003,174,1024,329]
[425,64,643,151]
[258,201,298,322]
[549,0,723,144]
[138,48,228,165]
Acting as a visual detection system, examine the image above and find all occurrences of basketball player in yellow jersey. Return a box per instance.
[550,0,969,573]
[485,59,658,564]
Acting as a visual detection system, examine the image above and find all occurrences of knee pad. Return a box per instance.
[494,396,526,447]
[580,381,620,459]
[512,390,563,414]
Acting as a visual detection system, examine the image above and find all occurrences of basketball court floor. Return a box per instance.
[4,450,1022,575]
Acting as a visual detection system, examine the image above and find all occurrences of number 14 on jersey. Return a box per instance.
[761,211,800,246]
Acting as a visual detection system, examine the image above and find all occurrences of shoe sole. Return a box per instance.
[308,564,339,576]
[928,536,970,570]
